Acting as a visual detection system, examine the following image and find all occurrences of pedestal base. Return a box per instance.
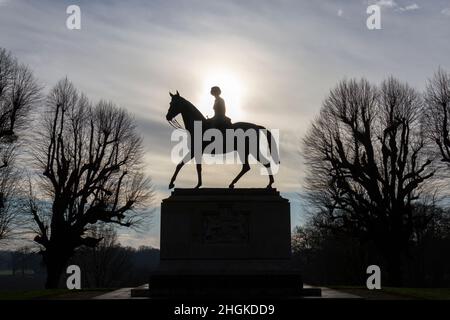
[148,259,304,297]
[149,188,313,297]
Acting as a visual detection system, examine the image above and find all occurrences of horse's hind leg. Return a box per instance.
[195,164,202,188]
[259,154,274,189]
[229,153,250,189]
[265,164,274,189]
[229,163,250,189]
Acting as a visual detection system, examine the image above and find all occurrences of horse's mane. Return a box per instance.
[180,96,206,121]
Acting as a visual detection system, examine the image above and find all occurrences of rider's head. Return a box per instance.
[210,86,221,97]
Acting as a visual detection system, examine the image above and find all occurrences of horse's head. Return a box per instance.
[166,90,182,121]
[166,91,205,130]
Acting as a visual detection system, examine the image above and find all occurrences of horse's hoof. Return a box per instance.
[194,184,201,189]
[169,182,175,189]
[229,184,235,189]
[266,184,273,189]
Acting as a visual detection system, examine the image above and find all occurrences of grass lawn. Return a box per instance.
[382,287,450,300]
[0,288,113,300]
[331,286,450,300]
[0,270,13,276]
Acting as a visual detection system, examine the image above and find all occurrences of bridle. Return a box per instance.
[168,117,183,130]
[167,99,186,130]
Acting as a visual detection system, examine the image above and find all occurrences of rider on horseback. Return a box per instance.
[166,90,279,189]
[207,86,232,130]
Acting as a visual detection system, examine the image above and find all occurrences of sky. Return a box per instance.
[1,0,449,249]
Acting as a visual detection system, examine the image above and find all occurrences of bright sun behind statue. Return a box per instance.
[198,71,245,121]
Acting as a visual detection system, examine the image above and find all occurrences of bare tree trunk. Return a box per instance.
[43,248,71,289]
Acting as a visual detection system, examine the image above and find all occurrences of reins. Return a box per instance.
[168,118,183,130]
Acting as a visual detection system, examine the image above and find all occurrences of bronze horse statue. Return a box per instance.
[166,91,279,189]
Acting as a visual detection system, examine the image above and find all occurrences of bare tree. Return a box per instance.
[0,48,41,147]
[424,68,450,164]
[303,77,435,285]
[30,78,153,288]
[0,48,41,244]
[0,155,22,242]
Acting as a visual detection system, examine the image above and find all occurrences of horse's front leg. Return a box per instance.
[169,161,184,189]
[195,164,202,188]
[169,153,192,189]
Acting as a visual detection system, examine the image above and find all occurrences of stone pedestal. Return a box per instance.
[148,188,307,297]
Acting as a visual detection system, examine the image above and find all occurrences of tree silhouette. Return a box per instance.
[30,78,153,288]
[303,77,436,286]
[424,68,450,164]
[0,160,22,243]
[0,48,41,243]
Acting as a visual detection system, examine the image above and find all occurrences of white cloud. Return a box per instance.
[399,4,420,12]
[442,8,450,17]
[371,1,420,12]
[374,0,397,8]
[337,9,343,17]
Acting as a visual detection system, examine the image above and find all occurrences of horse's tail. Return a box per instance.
[263,127,280,164]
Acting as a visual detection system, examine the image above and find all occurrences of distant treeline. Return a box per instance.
[0,244,160,290]
[292,204,450,287]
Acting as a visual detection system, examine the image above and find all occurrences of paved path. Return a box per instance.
[93,285,362,300]
[314,287,361,299]
[93,288,146,300]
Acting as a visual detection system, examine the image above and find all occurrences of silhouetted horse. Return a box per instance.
[166,91,279,189]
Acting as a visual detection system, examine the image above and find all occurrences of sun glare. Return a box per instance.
[197,71,244,121]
